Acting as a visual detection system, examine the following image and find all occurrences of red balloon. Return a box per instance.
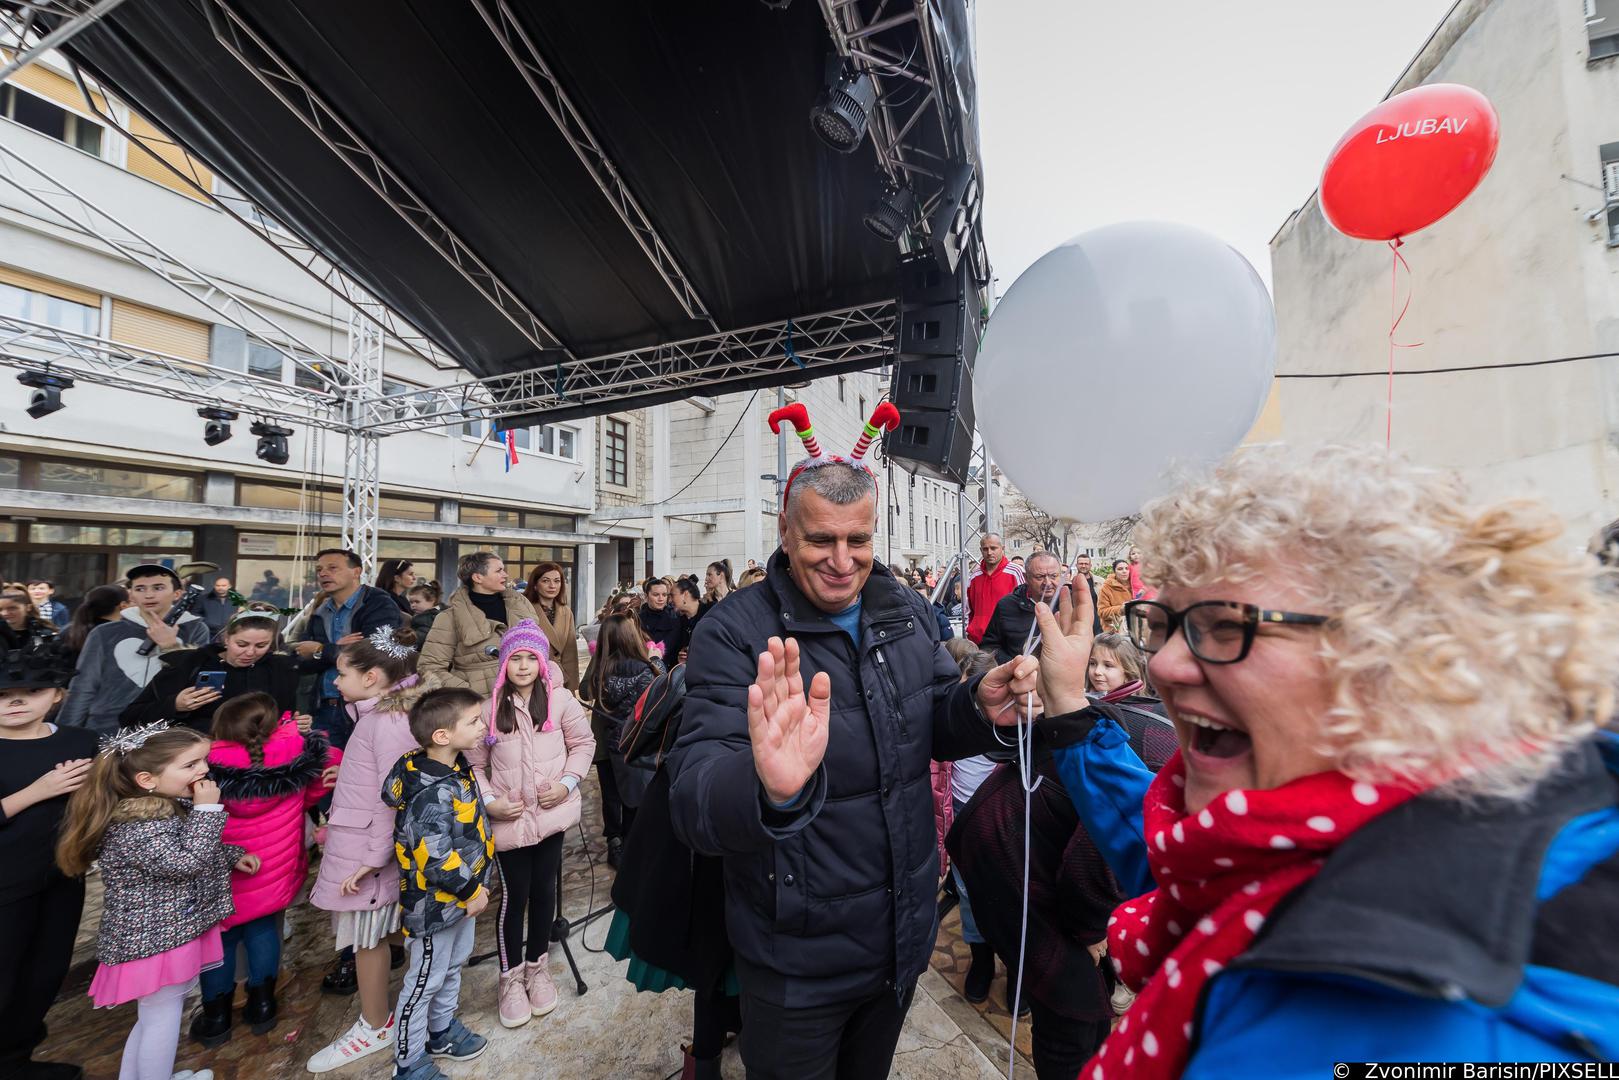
[1320,83,1500,242]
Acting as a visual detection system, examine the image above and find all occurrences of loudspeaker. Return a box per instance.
[885,257,976,486]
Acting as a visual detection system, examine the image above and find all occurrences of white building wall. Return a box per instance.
[1268,0,1619,540]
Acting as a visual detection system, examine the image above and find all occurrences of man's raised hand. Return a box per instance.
[748,636,831,806]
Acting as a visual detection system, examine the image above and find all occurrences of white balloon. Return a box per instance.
[974,222,1276,522]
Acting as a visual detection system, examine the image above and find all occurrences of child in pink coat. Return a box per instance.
[304,627,437,1075]
[465,619,593,1029]
[194,692,340,1046]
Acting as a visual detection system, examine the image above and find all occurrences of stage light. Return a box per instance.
[250,420,293,465]
[199,407,239,446]
[863,180,916,242]
[811,61,876,153]
[17,369,73,419]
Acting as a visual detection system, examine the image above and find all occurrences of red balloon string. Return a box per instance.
[1386,238,1424,448]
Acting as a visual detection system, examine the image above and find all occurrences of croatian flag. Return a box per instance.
[503,429,519,472]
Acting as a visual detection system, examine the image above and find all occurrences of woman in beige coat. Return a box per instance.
[418,552,537,696]
[524,561,579,693]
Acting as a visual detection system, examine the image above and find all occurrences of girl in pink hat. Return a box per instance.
[465,619,593,1028]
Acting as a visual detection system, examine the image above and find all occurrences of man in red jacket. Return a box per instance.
[965,533,1024,644]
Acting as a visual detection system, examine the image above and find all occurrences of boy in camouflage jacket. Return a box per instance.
[380,688,495,1080]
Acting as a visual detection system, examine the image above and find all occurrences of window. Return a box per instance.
[247,342,285,381]
[537,425,578,460]
[1603,145,1619,246]
[460,505,523,527]
[0,280,99,336]
[293,355,344,390]
[378,494,439,522]
[0,453,17,488]
[456,542,576,594]
[604,418,629,487]
[525,512,576,532]
[838,376,846,402]
[34,459,197,501]
[29,524,194,547]
[1590,0,1619,58]
[238,481,340,516]
[859,394,867,418]
[0,84,102,155]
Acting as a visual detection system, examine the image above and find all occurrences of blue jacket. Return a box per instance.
[296,584,404,683]
[1045,706,1619,1072]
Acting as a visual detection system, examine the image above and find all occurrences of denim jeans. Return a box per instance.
[950,798,984,945]
[199,915,282,999]
[312,697,352,750]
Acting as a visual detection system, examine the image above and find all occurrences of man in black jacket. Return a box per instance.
[290,548,402,748]
[979,552,1073,665]
[667,458,1039,1079]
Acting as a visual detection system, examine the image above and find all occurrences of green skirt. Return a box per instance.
[604,908,740,996]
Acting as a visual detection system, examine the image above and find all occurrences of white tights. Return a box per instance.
[118,977,193,1080]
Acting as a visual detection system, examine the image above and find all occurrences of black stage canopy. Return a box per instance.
[36,0,980,408]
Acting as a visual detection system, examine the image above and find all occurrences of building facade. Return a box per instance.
[1268,0,1619,539]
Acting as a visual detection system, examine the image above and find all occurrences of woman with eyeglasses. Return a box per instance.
[1024,444,1619,1076]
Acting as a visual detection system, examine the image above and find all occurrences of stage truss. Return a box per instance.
[0,0,982,564]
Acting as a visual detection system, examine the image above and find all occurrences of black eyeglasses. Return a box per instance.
[1122,600,1329,664]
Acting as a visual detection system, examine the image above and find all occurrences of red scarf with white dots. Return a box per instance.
[1086,753,1420,1080]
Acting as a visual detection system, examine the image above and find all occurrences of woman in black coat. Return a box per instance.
[119,612,299,733]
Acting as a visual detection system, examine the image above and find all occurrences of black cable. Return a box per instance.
[574,817,611,953]
[1275,349,1619,379]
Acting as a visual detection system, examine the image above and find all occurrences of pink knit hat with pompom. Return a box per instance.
[487,619,551,740]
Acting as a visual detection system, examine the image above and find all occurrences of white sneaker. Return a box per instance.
[171,1072,214,1080]
[305,1013,395,1073]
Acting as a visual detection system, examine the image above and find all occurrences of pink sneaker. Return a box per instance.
[524,959,558,1016]
[498,967,531,1028]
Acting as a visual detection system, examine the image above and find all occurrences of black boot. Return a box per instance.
[243,980,278,1035]
[321,948,357,995]
[189,990,234,1048]
[963,941,995,1003]
[19,1062,84,1080]
[390,943,407,970]
[606,836,623,870]
[1004,961,1031,1017]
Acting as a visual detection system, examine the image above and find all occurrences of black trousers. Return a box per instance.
[595,759,624,840]
[738,982,916,1080]
[690,985,742,1060]
[495,832,564,971]
[1029,1000,1106,1080]
[0,874,86,1069]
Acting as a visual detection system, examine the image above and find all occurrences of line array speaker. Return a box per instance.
[884,256,976,486]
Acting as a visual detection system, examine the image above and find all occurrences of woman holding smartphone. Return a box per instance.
[119,611,303,733]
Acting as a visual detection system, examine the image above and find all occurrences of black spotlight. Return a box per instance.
[863,181,916,242]
[17,369,73,419]
[250,420,293,465]
[199,407,239,446]
[811,61,877,153]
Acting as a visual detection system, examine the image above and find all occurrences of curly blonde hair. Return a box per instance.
[1134,443,1619,801]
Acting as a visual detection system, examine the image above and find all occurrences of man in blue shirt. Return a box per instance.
[292,548,403,748]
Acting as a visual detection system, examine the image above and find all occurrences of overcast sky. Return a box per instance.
[974,1,1459,292]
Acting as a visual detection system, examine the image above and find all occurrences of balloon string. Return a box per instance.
[1386,238,1425,449]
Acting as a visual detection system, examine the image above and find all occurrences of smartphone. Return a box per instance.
[194,670,228,693]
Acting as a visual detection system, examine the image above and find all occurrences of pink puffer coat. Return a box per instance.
[311,675,439,913]
[465,661,594,851]
[211,723,340,928]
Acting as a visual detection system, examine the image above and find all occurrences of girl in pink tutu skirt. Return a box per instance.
[57,723,256,1080]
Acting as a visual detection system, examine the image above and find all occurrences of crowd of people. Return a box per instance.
[2,437,1617,1080]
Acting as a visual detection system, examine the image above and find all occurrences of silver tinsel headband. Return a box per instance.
[99,720,171,757]
[368,625,416,659]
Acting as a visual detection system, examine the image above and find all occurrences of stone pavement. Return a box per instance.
[36,771,1031,1079]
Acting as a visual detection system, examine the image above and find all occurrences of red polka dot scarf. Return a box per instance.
[1087,753,1421,1080]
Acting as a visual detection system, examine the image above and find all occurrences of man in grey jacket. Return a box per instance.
[58,564,211,733]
